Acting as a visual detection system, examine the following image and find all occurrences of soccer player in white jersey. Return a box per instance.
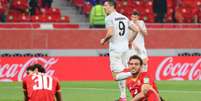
[129,11,148,72]
[100,1,139,101]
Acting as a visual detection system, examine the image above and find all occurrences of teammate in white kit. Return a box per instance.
[100,1,139,101]
[129,11,148,72]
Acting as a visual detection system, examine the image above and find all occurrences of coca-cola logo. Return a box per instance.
[0,57,58,82]
[156,57,201,80]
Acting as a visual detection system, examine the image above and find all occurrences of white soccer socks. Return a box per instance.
[118,80,126,98]
[116,72,132,80]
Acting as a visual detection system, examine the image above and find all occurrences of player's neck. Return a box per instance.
[109,9,116,14]
[133,20,139,23]
[132,73,140,80]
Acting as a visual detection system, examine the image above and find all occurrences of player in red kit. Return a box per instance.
[124,55,163,101]
[23,64,62,101]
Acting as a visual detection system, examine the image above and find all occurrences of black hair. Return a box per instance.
[104,1,115,6]
[26,65,35,71]
[33,64,46,73]
[132,11,140,16]
[129,55,143,66]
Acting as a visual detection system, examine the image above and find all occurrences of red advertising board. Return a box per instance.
[148,57,201,80]
[0,57,112,82]
[0,57,200,81]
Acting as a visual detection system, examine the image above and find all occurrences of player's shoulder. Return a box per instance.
[106,12,116,19]
[50,75,60,82]
[23,74,32,80]
[138,20,145,24]
[118,13,129,20]
[141,72,149,77]
[113,12,128,19]
[126,76,133,83]
[105,15,111,20]
[140,72,155,84]
[22,76,29,82]
[139,72,150,80]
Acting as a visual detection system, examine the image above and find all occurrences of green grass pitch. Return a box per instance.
[0,80,201,101]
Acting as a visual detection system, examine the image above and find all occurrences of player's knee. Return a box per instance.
[112,72,118,80]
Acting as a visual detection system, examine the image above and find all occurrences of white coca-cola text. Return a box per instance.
[156,57,201,80]
[0,57,58,81]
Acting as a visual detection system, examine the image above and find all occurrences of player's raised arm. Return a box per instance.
[128,20,140,47]
[128,30,138,48]
[135,21,148,36]
[129,23,140,33]
[131,11,148,36]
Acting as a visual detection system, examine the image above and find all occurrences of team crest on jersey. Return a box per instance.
[143,77,149,84]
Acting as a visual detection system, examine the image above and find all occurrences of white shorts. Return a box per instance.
[129,47,148,60]
[109,50,129,72]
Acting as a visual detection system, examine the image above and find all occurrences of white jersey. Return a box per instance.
[105,11,131,52]
[130,20,148,59]
[132,20,147,47]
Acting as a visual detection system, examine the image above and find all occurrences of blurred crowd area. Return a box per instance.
[0,0,200,25]
[74,0,201,27]
[0,0,69,23]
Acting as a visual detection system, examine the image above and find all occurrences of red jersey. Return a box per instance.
[125,70,159,101]
[23,73,61,101]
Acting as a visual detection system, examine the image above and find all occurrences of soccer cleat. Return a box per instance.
[115,97,127,101]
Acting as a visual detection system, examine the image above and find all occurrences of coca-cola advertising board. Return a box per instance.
[0,57,112,82]
[148,57,201,80]
[0,57,200,82]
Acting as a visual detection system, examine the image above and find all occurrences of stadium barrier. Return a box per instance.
[0,29,200,49]
[0,56,200,82]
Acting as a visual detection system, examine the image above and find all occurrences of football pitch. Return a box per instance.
[0,80,201,101]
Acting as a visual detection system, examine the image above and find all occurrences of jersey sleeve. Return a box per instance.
[105,17,113,28]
